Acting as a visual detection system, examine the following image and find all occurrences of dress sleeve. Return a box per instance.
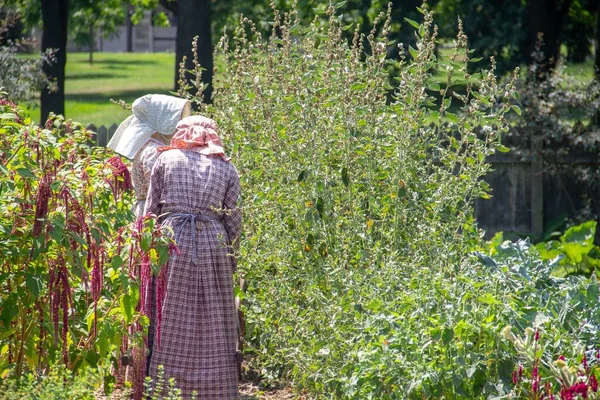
[223,165,242,267]
[141,141,161,191]
[143,156,164,217]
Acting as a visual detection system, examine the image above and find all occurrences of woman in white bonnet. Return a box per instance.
[107,94,190,384]
[107,94,191,217]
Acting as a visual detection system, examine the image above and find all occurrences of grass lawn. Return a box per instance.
[27,52,175,127]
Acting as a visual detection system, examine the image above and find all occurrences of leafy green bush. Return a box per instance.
[536,220,600,277]
[0,365,101,400]
[0,92,172,396]
[179,3,529,398]
[0,46,53,103]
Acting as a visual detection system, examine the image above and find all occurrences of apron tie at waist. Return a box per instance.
[169,213,222,265]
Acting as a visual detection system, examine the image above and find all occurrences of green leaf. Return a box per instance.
[497,144,510,153]
[404,17,420,29]
[111,255,124,270]
[316,197,324,215]
[469,57,483,63]
[442,327,454,344]
[119,294,134,324]
[341,167,349,187]
[0,295,18,328]
[562,221,596,244]
[427,81,441,91]
[511,105,521,115]
[140,232,152,252]
[16,168,35,179]
[157,245,170,267]
[408,45,419,60]
[446,112,459,123]
[26,274,43,298]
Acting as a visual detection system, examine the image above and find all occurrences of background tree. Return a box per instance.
[561,0,596,63]
[175,0,212,104]
[40,0,69,124]
[435,0,526,75]
[524,0,573,78]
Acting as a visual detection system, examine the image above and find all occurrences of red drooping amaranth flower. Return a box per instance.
[90,241,103,302]
[590,375,598,393]
[532,365,541,394]
[573,382,589,398]
[512,370,518,385]
[106,156,133,201]
[90,241,105,337]
[561,382,590,399]
[519,364,524,378]
[582,354,589,373]
[559,355,566,361]
[32,174,52,236]
[138,253,151,316]
[535,329,540,341]
[561,387,574,400]
[545,382,554,399]
[131,342,146,400]
[48,255,72,365]
[155,261,169,348]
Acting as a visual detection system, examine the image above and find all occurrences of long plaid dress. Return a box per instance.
[144,149,242,399]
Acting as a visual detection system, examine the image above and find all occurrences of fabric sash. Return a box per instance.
[169,212,222,265]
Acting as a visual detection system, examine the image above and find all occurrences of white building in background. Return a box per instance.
[67,10,177,53]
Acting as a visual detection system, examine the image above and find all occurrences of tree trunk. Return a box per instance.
[524,0,572,79]
[127,5,133,52]
[41,0,69,124]
[160,0,179,16]
[595,0,600,79]
[592,1,600,247]
[174,0,213,105]
[88,26,93,65]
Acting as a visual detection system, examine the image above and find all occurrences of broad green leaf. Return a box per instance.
[404,17,420,29]
[119,294,134,324]
[409,45,419,60]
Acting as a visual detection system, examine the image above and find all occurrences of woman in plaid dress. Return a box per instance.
[144,116,242,399]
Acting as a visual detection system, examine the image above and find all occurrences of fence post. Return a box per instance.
[108,123,118,144]
[531,136,544,242]
[97,126,108,147]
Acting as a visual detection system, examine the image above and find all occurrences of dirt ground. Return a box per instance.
[96,366,311,399]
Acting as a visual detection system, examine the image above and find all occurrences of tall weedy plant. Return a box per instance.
[184,2,519,398]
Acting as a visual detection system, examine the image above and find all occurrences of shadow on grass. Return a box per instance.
[65,88,176,104]
[79,59,162,66]
[66,73,128,80]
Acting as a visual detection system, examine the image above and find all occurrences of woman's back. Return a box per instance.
[144,149,241,399]
[154,150,236,214]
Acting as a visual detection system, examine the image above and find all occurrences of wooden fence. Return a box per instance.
[87,124,118,147]
[89,124,599,240]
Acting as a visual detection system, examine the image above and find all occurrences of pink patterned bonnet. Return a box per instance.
[157,115,230,161]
